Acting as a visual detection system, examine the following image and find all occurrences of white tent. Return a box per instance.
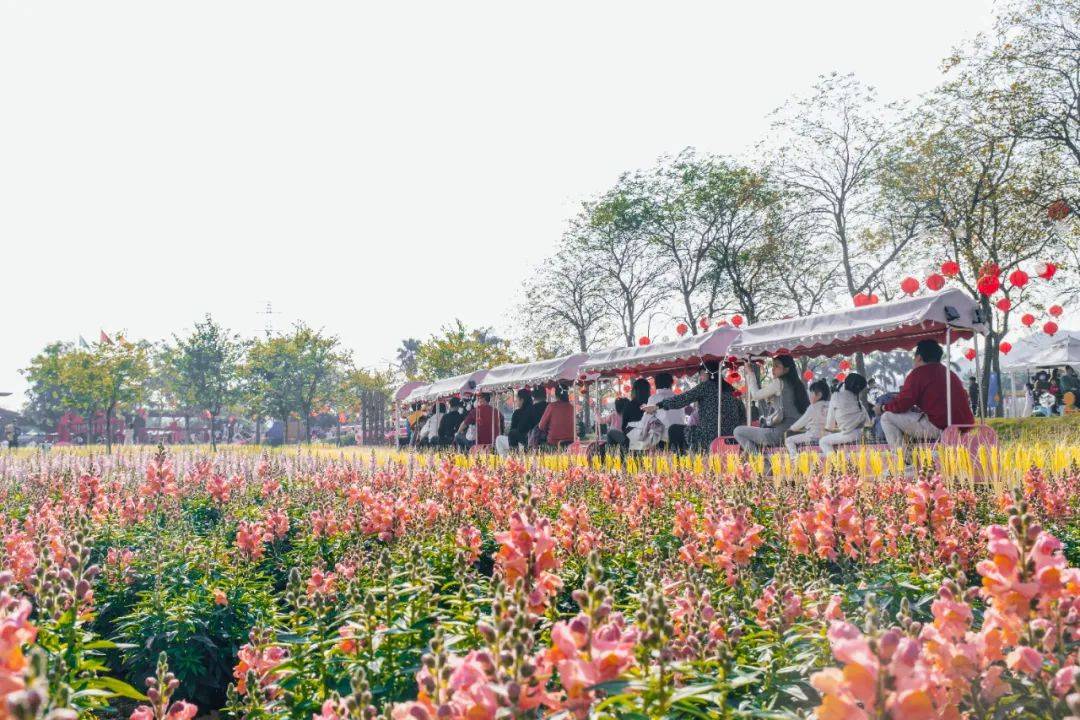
[400,383,432,405]
[395,381,427,403]
[475,353,589,393]
[728,289,987,358]
[412,370,488,402]
[999,331,1080,371]
[579,328,742,377]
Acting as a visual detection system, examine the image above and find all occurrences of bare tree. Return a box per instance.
[517,240,611,354]
[576,185,668,345]
[769,73,917,301]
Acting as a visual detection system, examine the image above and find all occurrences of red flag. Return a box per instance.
[99,330,113,345]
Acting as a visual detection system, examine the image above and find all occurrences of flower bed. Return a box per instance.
[0,445,1078,719]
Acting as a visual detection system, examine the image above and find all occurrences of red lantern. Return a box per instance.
[1036,262,1057,280]
[853,293,869,307]
[726,371,742,384]
[338,412,347,423]
[964,348,976,361]
[1049,304,1063,318]
[1044,321,1059,336]
[838,359,851,371]
[941,260,960,277]
[999,341,1012,355]
[996,298,1012,313]
[835,372,847,382]
[976,275,1000,296]
[1021,313,1036,327]
[900,276,919,295]
[925,273,945,291]
[868,294,880,305]
[731,315,744,327]
[675,322,689,336]
[1008,269,1029,288]
[802,370,814,381]
[980,262,1001,278]
[1048,199,1071,221]
[699,317,710,331]
[638,336,650,346]
[202,409,212,420]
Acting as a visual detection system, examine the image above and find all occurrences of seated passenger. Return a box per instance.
[437,398,464,447]
[819,373,869,454]
[875,339,974,449]
[606,379,650,450]
[538,385,575,447]
[644,361,744,451]
[507,389,534,449]
[785,379,830,457]
[733,355,810,453]
[455,393,502,449]
[650,373,686,452]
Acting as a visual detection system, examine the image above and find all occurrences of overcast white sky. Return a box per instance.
[0,0,998,411]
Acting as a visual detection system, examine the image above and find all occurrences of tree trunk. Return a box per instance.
[105,405,114,453]
[304,417,311,444]
[255,415,262,445]
[210,412,217,451]
[336,418,341,447]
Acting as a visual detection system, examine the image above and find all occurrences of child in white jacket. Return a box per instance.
[785,380,831,457]
[820,373,870,454]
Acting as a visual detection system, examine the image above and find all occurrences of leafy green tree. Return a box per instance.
[244,324,348,443]
[20,341,73,430]
[413,320,521,380]
[167,315,245,450]
[887,76,1072,413]
[59,337,151,451]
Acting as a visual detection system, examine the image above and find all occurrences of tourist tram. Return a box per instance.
[394,288,998,460]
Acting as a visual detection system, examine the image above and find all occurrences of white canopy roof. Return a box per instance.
[475,353,589,393]
[395,381,427,403]
[1000,331,1080,371]
[579,327,741,377]
[729,289,987,359]
[412,370,488,402]
[401,383,432,405]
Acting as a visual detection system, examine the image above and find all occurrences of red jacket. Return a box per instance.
[883,363,975,429]
[461,405,502,445]
[538,400,575,444]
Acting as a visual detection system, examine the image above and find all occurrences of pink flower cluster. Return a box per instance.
[812,515,1080,719]
[494,511,562,613]
[674,500,764,585]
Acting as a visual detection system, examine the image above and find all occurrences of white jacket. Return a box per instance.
[746,372,785,426]
[650,389,684,429]
[788,401,828,438]
[825,390,868,434]
[421,412,443,441]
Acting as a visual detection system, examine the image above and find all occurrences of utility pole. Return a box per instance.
[258,302,280,337]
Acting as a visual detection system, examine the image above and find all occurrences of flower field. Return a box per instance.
[1,445,1079,720]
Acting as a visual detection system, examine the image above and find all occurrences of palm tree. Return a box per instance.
[396,338,422,378]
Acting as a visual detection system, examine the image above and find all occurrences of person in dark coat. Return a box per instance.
[507,389,534,449]
[645,361,745,450]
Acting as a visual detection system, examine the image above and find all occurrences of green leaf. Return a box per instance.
[76,677,148,701]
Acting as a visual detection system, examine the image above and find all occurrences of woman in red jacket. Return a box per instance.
[538,385,575,447]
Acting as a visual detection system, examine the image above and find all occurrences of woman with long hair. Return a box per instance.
[644,361,745,451]
[606,378,651,450]
[733,354,810,453]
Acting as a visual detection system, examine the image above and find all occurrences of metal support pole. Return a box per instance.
[945,328,953,426]
[716,364,722,448]
[973,334,983,422]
